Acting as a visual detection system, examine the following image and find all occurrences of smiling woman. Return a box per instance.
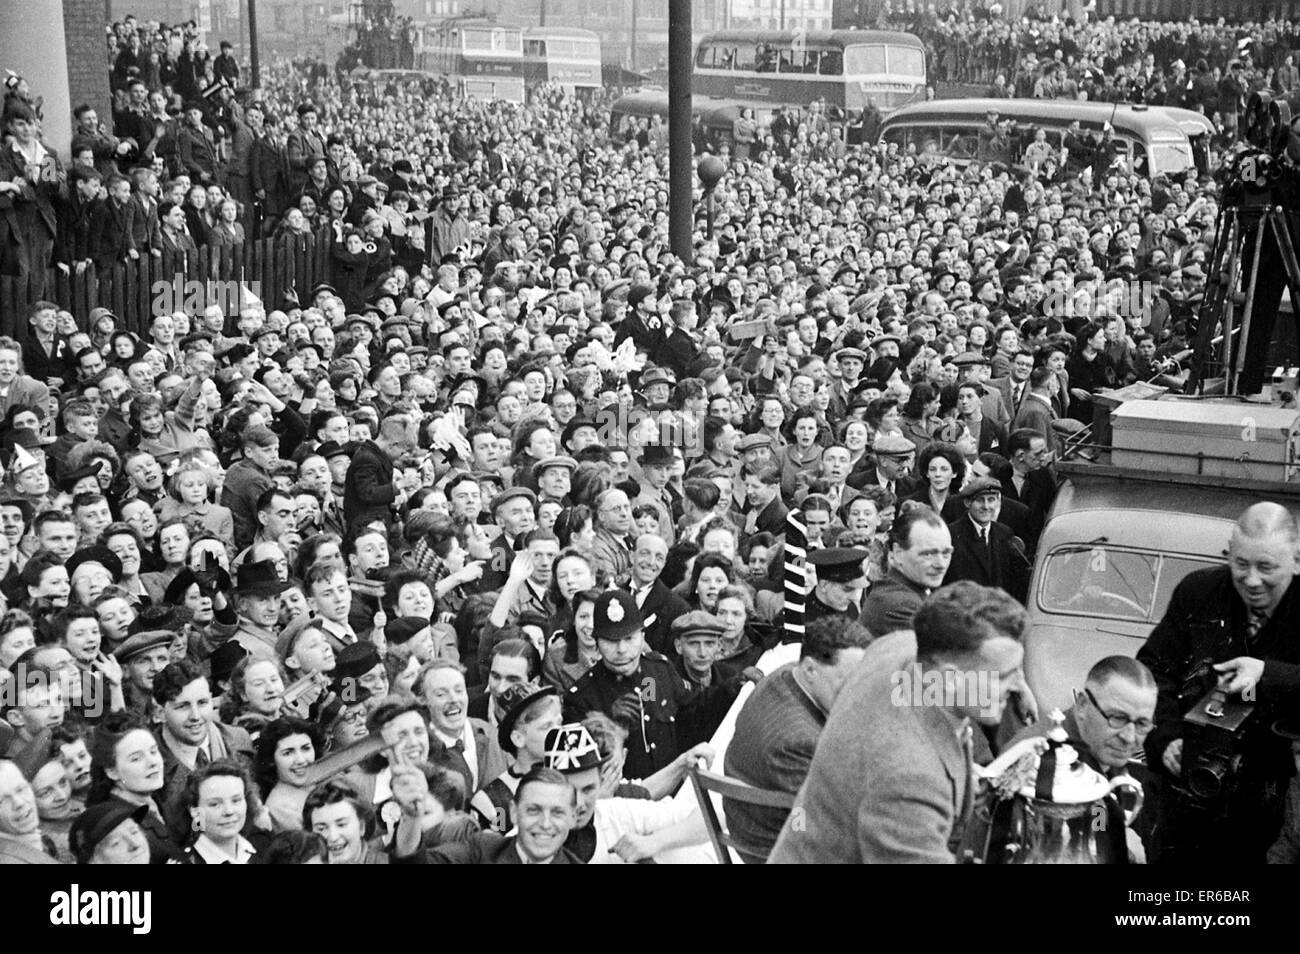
[174,760,263,864]
[255,717,326,834]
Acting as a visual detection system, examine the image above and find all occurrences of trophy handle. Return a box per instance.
[1109,774,1144,826]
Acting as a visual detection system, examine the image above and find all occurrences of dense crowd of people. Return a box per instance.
[1,8,1298,866]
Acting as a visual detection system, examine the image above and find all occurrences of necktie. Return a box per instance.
[195,746,210,769]
[1246,609,1267,645]
[445,739,472,791]
[978,526,989,549]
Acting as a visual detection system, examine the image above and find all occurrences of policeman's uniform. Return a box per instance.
[564,591,735,781]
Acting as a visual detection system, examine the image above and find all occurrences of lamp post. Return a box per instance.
[698,153,725,239]
[668,0,692,259]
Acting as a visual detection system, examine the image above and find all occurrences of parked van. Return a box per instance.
[877,98,1199,178]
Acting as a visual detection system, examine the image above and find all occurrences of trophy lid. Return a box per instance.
[1018,710,1110,804]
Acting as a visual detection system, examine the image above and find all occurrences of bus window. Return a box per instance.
[881,126,908,149]
[819,49,842,75]
[778,49,802,72]
[733,43,757,71]
[844,45,887,75]
[886,45,926,78]
[696,43,718,68]
[945,131,978,159]
[1131,140,1148,177]
[755,43,777,72]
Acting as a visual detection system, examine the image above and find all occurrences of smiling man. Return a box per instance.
[772,581,1029,863]
[859,506,953,638]
[151,660,255,813]
[418,661,506,800]
[0,759,60,864]
[1138,502,1300,864]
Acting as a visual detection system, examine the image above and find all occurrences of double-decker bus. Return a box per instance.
[522,26,602,95]
[418,18,526,103]
[692,29,927,115]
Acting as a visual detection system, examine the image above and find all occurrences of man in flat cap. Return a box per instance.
[829,347,868,421]
[114,629,174,715]
[533,455,578,509]
[862,433,917,499]
[943,477,1030,603]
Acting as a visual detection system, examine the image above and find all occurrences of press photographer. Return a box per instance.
[1137,502,1300,862]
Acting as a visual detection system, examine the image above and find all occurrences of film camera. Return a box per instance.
[1178,663,1259,802]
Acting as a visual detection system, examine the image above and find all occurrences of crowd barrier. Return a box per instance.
[0,225,334,343]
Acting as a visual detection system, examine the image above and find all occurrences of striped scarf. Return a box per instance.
[784,507,808,643]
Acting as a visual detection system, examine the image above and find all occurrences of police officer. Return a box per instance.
[805,548,871,625]
[563,591,735,781]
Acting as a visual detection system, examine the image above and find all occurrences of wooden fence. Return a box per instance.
[0,226,334,344]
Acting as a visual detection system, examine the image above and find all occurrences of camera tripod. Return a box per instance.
[1185,92,1300,397]
[1184,196,1300,396]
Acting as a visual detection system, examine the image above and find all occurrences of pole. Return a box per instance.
[780,0,786,30]
[247,0,261,88]
[540,0,546,27]
[668,0,692,260]
[630,0,638,72]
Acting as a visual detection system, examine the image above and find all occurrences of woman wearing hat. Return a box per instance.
[67,800,151,864]
[255,716,324,834]
[86,711,180,863]
[171,759,267,864]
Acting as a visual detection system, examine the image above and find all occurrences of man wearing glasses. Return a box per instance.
[1005,656,1159,864]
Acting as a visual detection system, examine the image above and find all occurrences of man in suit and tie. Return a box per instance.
[1012,367,1062,459]
[943,478,1031,604]
[954,353,1012,435]
[725,614,873,862]
[771,582,1030,863]
[624,533,690,655]
[1000,428,1059,553]
[859,433,919,500]
[419,660,507,802]
[815,443,861,517]
[996,349,1036,417]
